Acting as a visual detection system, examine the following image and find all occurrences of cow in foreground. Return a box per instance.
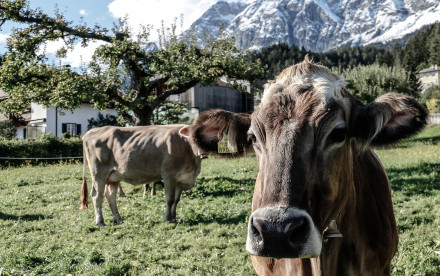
[80,124,202,226]
[185,58,427,275]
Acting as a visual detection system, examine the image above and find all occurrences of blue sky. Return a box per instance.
[0,0,232,65]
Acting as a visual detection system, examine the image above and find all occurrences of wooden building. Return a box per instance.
[178,81,254,114]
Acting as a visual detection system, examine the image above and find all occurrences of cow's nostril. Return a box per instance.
[288,218,309,247]
[251,217,265,245]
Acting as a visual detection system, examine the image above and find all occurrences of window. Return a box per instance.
[66,123,76,135]
[62,123,82,136]
[26,125,46,139]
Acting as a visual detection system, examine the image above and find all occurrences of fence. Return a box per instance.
[428,113,440,125]
[0,155,82,167]
[0,137,82,167]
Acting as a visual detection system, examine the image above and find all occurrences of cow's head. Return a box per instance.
[188,58,427,259]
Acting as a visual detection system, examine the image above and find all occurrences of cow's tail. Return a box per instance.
[80,144,89,210]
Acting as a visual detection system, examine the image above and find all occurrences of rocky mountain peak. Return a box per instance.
[187,0,440,52]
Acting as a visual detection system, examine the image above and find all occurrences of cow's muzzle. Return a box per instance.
[246,207,322,259]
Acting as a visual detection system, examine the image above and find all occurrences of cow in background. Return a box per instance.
[185,58,427,275]
[80,124,203,226]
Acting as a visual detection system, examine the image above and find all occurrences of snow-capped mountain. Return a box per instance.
[188,0,440,52]
[187,1,248,39]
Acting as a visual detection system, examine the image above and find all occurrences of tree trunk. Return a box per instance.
[135,109,153,126]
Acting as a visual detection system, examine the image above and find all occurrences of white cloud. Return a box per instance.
[107,0,217,41]
[0,33,10,43]
[63,40,107,67]
[39,39,107,68]
[39,39,65,55]
[79,9,88,16]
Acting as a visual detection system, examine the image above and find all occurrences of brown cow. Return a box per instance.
[80,124,203,226]
[185,58,427,275]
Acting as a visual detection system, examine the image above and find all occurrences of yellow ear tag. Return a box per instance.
[218,131,238,153]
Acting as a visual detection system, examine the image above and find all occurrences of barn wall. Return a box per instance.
[179,84,253,113]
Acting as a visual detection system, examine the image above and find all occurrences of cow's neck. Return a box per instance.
[317,147,358,275]
[320,146,398,275]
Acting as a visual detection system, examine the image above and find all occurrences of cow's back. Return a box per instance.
[83,125,199,186]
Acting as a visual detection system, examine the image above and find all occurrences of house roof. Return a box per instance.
[418,65,440,74]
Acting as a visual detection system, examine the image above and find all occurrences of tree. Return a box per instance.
[337,64,421,103]
[403,26,431,72]
[420,86,440,113]
[87,112,122,128]
[428,24,440,66]
[0,0,264,125]
[0,119,17,139]
[151,99,189,125]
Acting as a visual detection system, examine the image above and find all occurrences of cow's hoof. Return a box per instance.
[96,222,106,227]
[114,220,124,225]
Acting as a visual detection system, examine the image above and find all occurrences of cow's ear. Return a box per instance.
[351,93,427,147]
[190,109,252,156]
[178,126,190,139]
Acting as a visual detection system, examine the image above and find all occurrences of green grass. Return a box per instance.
[375,125,440,275]
[0,126,439,275]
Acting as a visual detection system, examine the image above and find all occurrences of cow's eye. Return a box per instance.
[248,134,256,144]
[247,133,259,147]
[328,127,346,144]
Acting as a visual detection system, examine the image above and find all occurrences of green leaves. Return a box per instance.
[339,64,420,103]
[0,120,17,139]
[151,100,189,125]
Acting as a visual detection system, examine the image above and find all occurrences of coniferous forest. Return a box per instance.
[252,22,440,105]
[253,22,440,78]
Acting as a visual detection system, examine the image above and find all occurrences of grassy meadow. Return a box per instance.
[0,126,439,275]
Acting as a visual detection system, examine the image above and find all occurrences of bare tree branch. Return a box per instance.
[150,80,199,110]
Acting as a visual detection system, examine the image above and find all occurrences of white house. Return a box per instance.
[417,65,440,91]
[1,88,118,138]
[13,103,118,139]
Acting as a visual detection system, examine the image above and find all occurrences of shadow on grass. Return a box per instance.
[182,213,248,226]
[410,135,440,144]
[387,162,440,196]
[0,212,51,221]
[123,177,254,199]
[378,134,440,149]
[184,177,255,198]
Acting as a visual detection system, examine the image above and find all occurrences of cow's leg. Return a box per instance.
[105,182,123,224]
[151,181,157,196]
[163,178,178,222]
[171,185,183,221]
[143,183,149,197]
[143,182,157,197]
[91,181,106,226]
[118,183,126,197]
